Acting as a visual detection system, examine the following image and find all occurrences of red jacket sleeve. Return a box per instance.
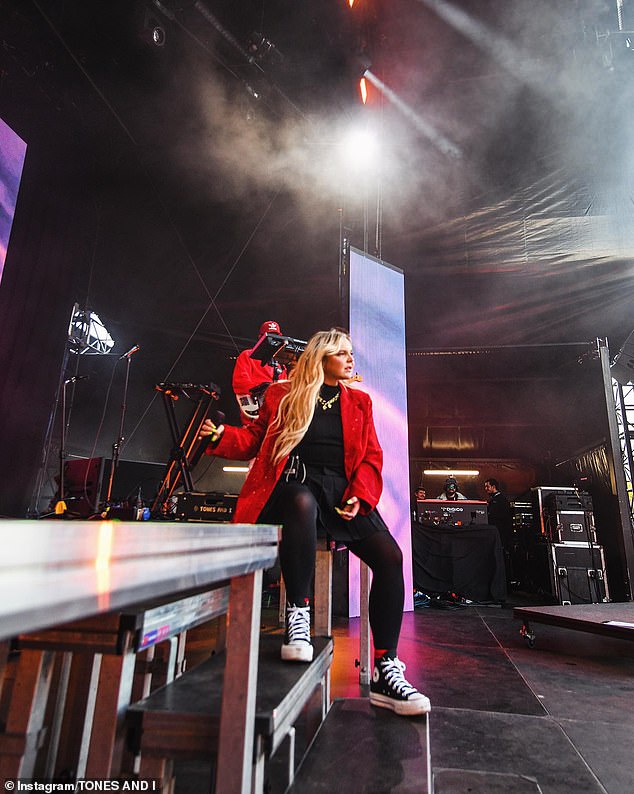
[341,391,383,513]
[206,383,279,460]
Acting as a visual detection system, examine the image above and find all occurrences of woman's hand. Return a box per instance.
[198,418,225,444]
[334,496,360,520]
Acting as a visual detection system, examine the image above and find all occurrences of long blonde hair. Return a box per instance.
[270,328,350,465]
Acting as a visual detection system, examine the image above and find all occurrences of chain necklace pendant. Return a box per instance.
[317,391,340,411]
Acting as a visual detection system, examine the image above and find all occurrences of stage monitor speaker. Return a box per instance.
[53,458,165,516]
[190,456,248,495]
[101,459,165,506]
[54,457,105,517]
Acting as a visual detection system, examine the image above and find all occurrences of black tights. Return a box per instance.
[261,482,405,651]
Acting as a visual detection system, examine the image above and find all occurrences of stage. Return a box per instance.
[166,592,634,792]
[328,595,633,793]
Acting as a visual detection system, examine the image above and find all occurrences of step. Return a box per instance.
[127,634,333,761]
[288,698,430,793]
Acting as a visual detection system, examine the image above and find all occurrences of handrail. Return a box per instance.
[0,519,279,640]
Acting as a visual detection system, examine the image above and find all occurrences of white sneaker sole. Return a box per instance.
[369,691,431,716]
[281,642,313,662]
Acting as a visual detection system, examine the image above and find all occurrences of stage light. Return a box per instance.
[223,466,250,473]
[151,25,166,47]
[359,76,368,104]
[363,69,461,158]
[424,469,480,477]
[349,0,356,7]
[246,31,282,66]
[68,303,115,355]
[342,125,378,168]
[246,84,260,100]
[139,9,167,48]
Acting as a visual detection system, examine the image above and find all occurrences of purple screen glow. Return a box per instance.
[348,248,413,616]
[0,117,27,288]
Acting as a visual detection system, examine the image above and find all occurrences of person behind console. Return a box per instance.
[232,320,288,422]
[411,486,426,524]
[436,476,467,500]
[199,327,430,717]
[484,478,514,581]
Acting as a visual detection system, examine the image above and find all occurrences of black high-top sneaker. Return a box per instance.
[370,654,431,716]
[281,603,313,662]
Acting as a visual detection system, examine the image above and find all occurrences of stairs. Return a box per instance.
[126,634,333,791]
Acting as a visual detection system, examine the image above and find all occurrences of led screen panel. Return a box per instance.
[0,117,27,288]
[348,247,413,614]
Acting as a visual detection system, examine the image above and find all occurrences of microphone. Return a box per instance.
[64,375,89,385]
[191,411,226,467]
[212,409,226,427]
[119,345,140,360]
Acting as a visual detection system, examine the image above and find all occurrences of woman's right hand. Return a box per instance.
[334,496,360,520]
[198,418,225,444]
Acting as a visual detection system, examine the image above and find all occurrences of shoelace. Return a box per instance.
[380,657,419,697]
[286,606,310,644]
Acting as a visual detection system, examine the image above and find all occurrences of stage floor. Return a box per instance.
[176,593,634,792]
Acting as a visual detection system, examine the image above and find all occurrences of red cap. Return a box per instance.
[259,320,281,336]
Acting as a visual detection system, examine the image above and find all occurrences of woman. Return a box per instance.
[199,328,430,717]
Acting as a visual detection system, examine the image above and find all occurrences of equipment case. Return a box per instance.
[529,542,609,605]
[553,511,597,544]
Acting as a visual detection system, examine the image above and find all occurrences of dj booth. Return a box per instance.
[412,500,507,603]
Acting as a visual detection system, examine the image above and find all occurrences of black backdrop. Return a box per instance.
[2,0,634,525]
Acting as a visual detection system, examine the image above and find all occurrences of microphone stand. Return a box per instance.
[53,375,88,516]
[104,349,137,507]
[55,378,70,515]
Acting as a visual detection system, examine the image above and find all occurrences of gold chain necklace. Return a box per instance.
[316,391,340,411]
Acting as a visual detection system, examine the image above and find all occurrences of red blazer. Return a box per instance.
[207,381,383,523]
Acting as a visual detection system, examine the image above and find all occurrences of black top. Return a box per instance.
[487,491,513,546]
[294,384,345,474]
[261,384,388,542]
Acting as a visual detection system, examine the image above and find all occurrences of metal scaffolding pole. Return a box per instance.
[599,339,634,598]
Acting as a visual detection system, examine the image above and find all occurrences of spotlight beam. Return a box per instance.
[418,0,549,92]
[363,70,461,158]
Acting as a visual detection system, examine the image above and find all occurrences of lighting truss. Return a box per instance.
[68,302,115,355]
[612,378,634,520]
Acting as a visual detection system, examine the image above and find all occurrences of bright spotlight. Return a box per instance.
[343,126,378,168]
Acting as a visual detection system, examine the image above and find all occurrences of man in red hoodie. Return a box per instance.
[232,320,288,422]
